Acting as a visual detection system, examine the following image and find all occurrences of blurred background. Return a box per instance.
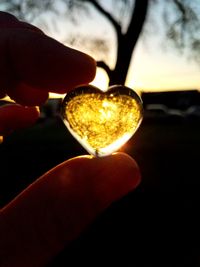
[0,0,200,266]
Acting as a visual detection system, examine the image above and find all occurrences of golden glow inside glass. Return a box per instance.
[61,85,143,157]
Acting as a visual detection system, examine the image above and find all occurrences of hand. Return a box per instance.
[0,12,141,267]
[0,11,95,136]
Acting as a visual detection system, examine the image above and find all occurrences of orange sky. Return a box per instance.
[89,0,200,93]
[2,1,200,98]
[126,40,200,92]
[91,37,200,94]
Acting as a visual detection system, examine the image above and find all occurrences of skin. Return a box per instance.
[0,12,141,267]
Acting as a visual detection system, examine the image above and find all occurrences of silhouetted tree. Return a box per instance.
[163,0,200,65]
[89,0,149,85]
[2,0,149,85]
[2,0,200,85]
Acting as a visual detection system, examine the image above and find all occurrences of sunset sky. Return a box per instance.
[125,36,200,93]
[90,0,200,93]
[1,0,200,97]
[46,0,200,95]
[91,37,200,93]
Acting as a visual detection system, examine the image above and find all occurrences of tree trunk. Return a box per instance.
[109,0,149,86]
[109,36,133,85]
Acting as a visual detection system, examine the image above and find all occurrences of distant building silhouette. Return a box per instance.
[141,90,200,110]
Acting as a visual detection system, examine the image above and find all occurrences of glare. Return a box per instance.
[49,67,109,99]
[100,133,133,155]
[102,100,110,107]
[49,92,65,99]
[90,67,109,91]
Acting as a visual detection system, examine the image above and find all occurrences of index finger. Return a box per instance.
[0,12,96,94]
[0,153,141,266]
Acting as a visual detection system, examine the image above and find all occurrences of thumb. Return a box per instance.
[0,152,141,267]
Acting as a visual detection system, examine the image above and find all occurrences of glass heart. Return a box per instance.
[61,85,143,157]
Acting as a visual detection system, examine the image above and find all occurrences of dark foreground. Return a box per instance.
[1,112,200,266]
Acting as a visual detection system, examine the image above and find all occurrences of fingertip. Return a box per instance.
[1,13,96,95]
[56,152,141,207]
[7,82,49,106]
[48,50,97,94]
[0,104,40,135]
[83,54,96,84]
[7,30,97,93]
[110,152,141,187]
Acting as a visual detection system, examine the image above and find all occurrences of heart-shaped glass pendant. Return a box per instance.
[61,85,143,157]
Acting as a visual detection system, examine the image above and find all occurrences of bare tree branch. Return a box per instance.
[126,0,148,40]
[173,0,186,18]
[97,61,112,77]
[163,0,200,63]
[88,0,121,34]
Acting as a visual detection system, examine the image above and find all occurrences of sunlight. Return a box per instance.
[126,40,200,92]
[90,67,109,91]
[49,92,65,99]
[49,67,109,98]
[99,132,134,156]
